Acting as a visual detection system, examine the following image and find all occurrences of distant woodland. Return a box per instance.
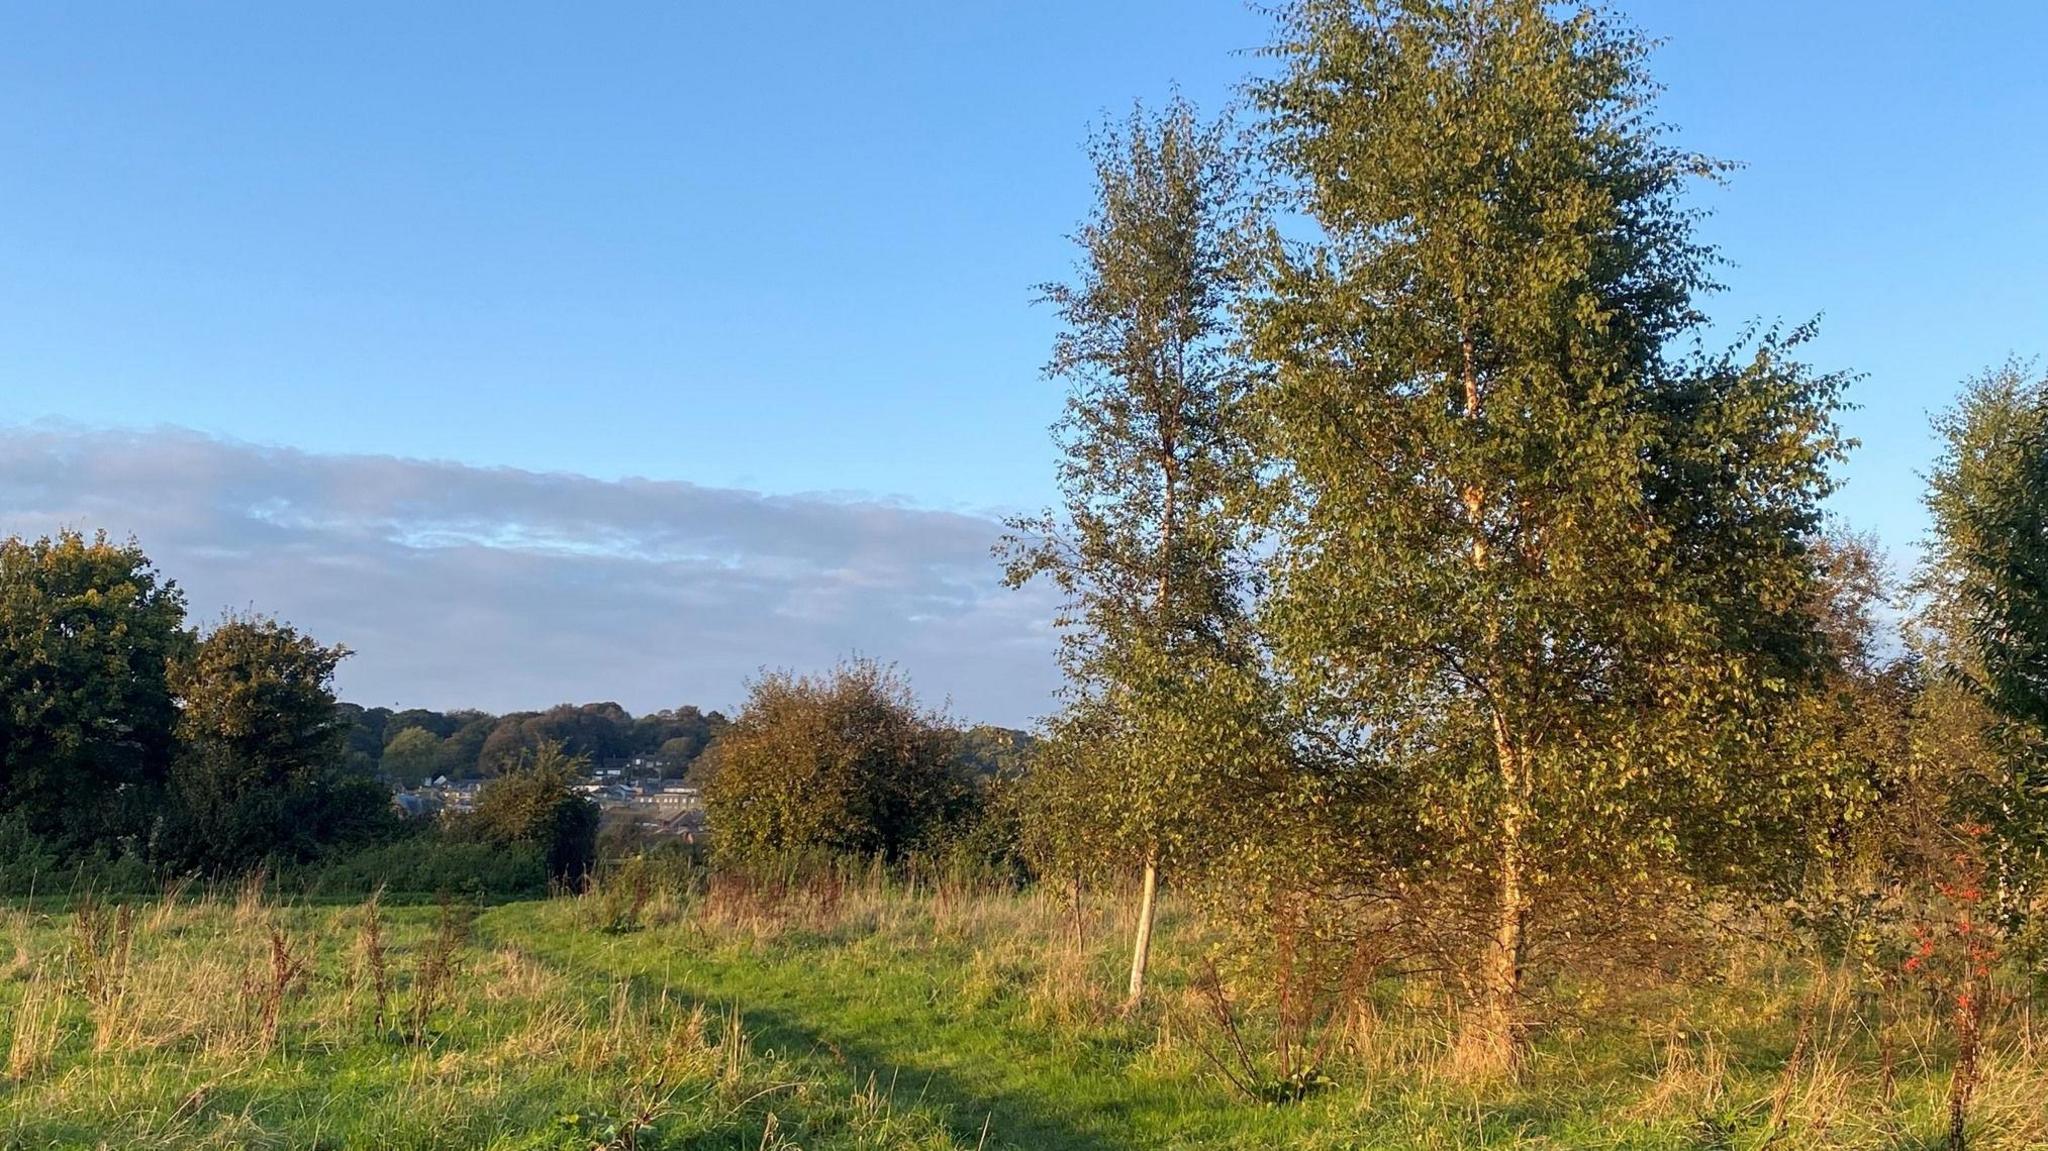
[340,700,1031,787]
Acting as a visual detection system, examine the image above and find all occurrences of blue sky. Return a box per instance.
[2,2,2044,722]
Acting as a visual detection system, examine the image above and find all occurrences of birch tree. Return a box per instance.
[1250,0,1846,1068]
[1004,97,1265,1011]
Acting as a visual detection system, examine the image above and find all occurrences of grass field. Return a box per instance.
[1,876,2043,1150]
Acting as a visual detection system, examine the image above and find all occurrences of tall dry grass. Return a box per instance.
[0,867,2043,1148]
[0,878,837,1149]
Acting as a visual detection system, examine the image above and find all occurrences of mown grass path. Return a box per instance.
[484,900,1346,1151]
[484,895,2007,1151]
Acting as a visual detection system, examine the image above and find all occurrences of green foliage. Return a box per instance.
[639,705,730,776]
[954,725,1036,780]
[466,740,601,881]
[0,811,157,897]
[163,615,393,870]
[339,701,729,782]
[435,712,496,777]
[285,833,551,901]
[927,772,1035,889]
[1768,531,1936,964]
[1021,648,1289,887]
[1001,97,1277,1010]
[1922,359,2048,864]
[379,726,442,787]
[0,530,189,849]
[1246,0,1847,1043]
[703,660,972,868]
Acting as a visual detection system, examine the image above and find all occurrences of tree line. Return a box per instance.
[344,697,1029,791]
[0,529,623,889]
[0,528,1034,894]
[0,531,384,873]
[340,700,730,786]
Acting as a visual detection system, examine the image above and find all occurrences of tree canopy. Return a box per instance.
[1003,95,1270,1009]
[1246,0,1847,1064]
[0,531,188,848]
[468,740,601,882]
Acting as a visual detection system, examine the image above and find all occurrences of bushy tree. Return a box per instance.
[955,725,1035,780]
[337,703,390,775]
[638,705,730,776]
[386,708,461,741]
[702,660,968,867]
[477,712,543,776]
[469,740,600,881]
[1250,0,1845,1065]
[166,615,392,869]
[1776,531,1924,956]
[0,531,189,848]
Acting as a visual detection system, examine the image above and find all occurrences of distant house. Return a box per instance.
[643,783,700,811]
[392,790,439,818]
[594,755,683,779]
[404,775,484,813]
[568,776,704,837]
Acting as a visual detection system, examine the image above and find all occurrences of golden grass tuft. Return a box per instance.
[6,959,63,1081]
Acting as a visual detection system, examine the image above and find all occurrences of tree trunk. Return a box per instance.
[1477,717,1526,1069]
[1458,327,1523,1073]
[1125,850,1161,1012]
[1070,862,1086,952]
[1126,396,1176,1014]
[1949,965,1983,1151]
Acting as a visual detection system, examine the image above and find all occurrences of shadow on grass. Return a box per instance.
[618,969,1129,1151]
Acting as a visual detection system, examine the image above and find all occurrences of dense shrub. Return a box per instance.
[702,660,976,868]
[0,812,157,897]
[161,616,398,870]
[925,774,1034,889]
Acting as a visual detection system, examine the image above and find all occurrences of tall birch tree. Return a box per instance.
[1250,0,1846,1067]
[1004,97,1263,1011]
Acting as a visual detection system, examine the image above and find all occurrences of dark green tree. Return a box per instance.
[336,703,393,775]
[437,712,497,778]
[477,712,542,775]
[166,615,391,869]
[954,726,1035,779]
[0,531,189,848]
[636,705,728,775]
[526,702,634,762]
[381,726,443,787]
[386,708,461,741]
[1920,359,2048,874]
[1250,0,1845,1066]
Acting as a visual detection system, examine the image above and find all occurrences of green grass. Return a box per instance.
[0,878,2039,1149]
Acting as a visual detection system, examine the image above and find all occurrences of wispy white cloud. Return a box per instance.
[0,424,1061,726]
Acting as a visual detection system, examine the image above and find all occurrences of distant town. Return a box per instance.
[394,754,705,838]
